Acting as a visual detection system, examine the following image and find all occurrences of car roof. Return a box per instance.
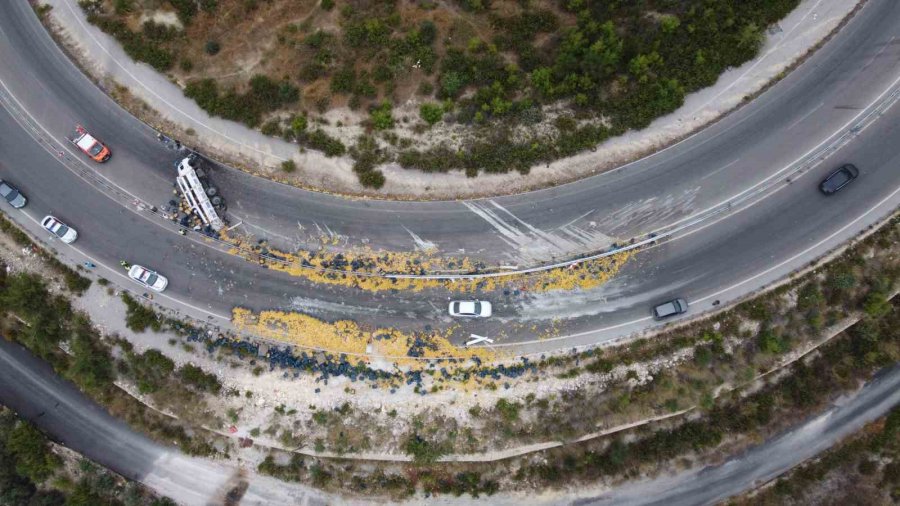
[458,301,477,313]
[76,133,99,151]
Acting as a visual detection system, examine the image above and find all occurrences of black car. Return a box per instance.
[819,164,859,194]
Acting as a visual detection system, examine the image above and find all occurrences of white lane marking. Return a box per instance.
[0,77,143,204]
[645,71,900,236]
[694,184,900,303]
[0,81,251,264]
[694,0,827,111]
[492,184,900,348]
[861,36,896,72]
[786,101,826,131]
[60,1,291,163]
[17,212,232,320]
[699,158,741,181]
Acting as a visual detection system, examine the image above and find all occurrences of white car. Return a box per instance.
[448,300,492,318]
[128,265,168,292]
[41,216,78,244]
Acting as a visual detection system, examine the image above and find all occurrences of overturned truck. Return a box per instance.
[175,154,225,232]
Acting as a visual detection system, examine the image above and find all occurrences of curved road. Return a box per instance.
[2,337,898,505]
[0,0,897,353]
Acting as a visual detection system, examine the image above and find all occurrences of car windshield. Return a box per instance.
[473,302,481,314]
[49,222,68,236]
[144,273,158,286]
[829,171,850,186]
[88,143,103,156]
[2,187,19,202]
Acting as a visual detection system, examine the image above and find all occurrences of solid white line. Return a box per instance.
[647,71,900,236]
[60,0,291,163]
[493,185,900,348]
[694,184,900,302]
[17,205,231,321]
[786,101,825,131]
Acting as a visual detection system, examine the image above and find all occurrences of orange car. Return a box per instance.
[70,125,111,162]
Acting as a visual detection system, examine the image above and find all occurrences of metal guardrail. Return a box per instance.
[1,72,899,282]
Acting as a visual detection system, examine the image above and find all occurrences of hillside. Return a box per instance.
[79,0,799,188]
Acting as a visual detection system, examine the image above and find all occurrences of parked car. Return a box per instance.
[0,180,26,208]
[70,125,111,163]
[653,298,688,319]
[449,300,493,318]
[41,216,78,243]
[820,164,859,194]
[127,265,168,292]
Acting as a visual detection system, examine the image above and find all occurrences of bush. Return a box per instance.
[121,293,161,332]
[126,349,175,394]
[419,103,444,125]
[369,101,393,130]
[204,40,221,55]
[495,398,521,422]
[6,422,61,483]
[281,160,297,173]
[358,170,386,189]
[177,364,222,394]
[291,115,308,135]
[404,433,449,464]
[303,129,346,157]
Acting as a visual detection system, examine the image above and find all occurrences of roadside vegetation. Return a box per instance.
[0,265,226,456]
[0,407,174,505]
[0,203,896,501]
[731,405,900,505]
[76,0,799,188]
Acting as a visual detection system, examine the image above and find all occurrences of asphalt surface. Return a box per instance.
[0,338,330,506]
[0,0,898,351]
[3,334,898,506]
[580,365,900,506]
[0,0,897,267]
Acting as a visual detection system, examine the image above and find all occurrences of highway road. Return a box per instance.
[2,335,898,506]
[0,0,898,351]
[0,0,897,268]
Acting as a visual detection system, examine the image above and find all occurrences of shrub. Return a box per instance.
[495,398,520,422]
[121,293,161,332]
[204,40,221,56]
[291,115,308,135]
[369,101,393,130]
[358,170,386,189]
[281,160,297,173]
[419,103,444,125]
[177,364,222,394]
[6,422,61,483]
[304,129,346,157]
[404,433,449,464]
[320,0,334,10]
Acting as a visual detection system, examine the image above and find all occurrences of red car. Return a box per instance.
[70,125,111,162]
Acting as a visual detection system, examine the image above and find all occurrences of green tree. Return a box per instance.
[419,103,444,125]
[7,423,60,483]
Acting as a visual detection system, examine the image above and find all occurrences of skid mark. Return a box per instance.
[516,274,698,321]
[404,227,438,252]
[289,296,391,317]
[462,200,614,263]
[596,187,701,237]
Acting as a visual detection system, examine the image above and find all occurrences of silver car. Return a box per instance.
[449,300,492,318]
[41,215,78,244]
[653,298,688,319]
[0,180,26,208]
